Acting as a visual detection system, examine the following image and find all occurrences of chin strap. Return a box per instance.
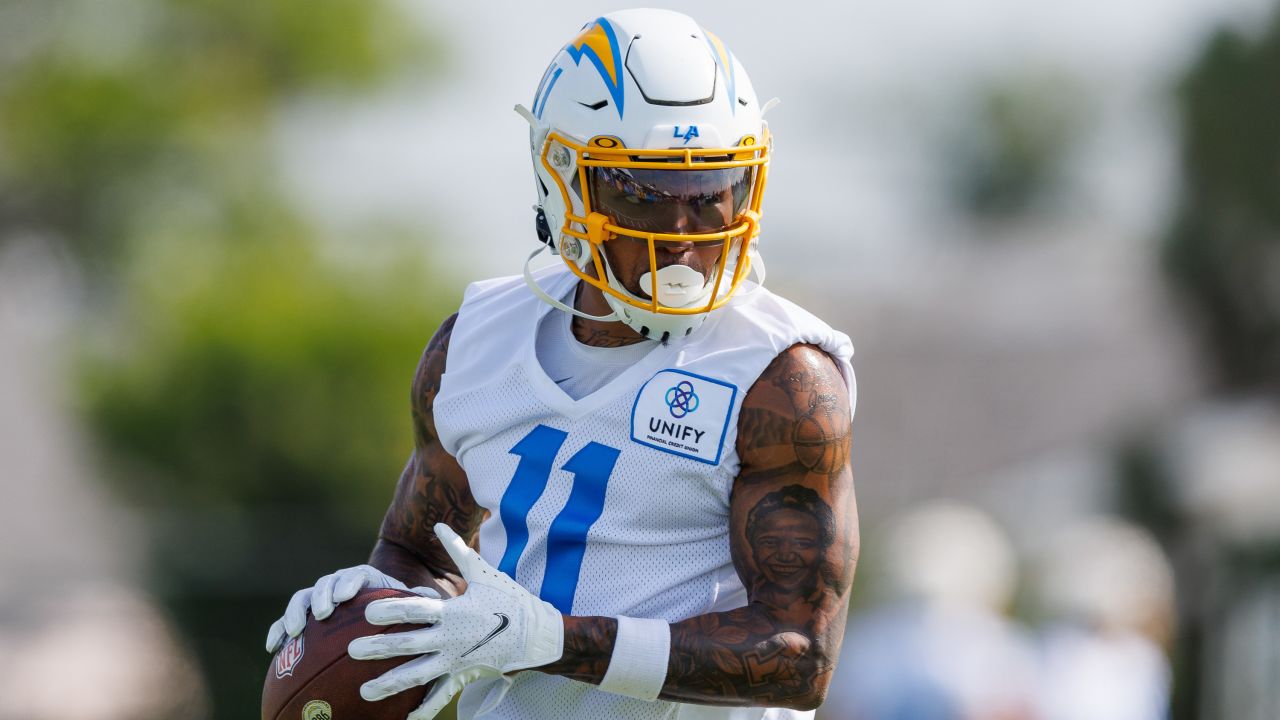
[522,244,620,323]
[739,247,767,297]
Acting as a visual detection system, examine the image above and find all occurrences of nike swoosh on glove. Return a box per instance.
[265,564,440,653]
[347,523,564,720]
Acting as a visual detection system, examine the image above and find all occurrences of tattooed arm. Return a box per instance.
[664,344,857,708]
[540,344,858,710]
[368,313,485,599]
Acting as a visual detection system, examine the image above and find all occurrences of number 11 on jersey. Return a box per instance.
[496,424,620,613]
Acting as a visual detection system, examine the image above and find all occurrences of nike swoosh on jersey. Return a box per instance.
[460,612,511,658]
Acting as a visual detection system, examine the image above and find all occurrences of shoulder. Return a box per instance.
[727,285,841,334]
[458,265,568,309]
[460,273,526,303]
[433,267,574,413]
[411,313,459,415]
[714,286,855,364]
[745,344,850,409]
[448,266,571,351]
[736,343,853,472]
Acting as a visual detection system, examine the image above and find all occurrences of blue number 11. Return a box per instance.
[495,424,620,613]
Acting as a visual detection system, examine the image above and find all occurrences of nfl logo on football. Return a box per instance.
[274,635,305,679]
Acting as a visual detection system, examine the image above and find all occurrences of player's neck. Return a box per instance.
[572,281,649,348]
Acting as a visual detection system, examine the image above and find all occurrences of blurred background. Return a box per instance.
[1,1,1277,718]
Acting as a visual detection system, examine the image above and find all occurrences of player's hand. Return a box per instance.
[265,564,440,653]
[348,523,564,720]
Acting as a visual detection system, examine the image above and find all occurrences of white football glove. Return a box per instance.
[348,523,564,720]
[265,564,440,653]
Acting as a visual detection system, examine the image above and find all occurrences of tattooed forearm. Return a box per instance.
[370,454,479,595]
[661,486,848,708]
[538,616,618,683]
[663,605,836,707]
[658,344,857,710]
[370,314,482,597]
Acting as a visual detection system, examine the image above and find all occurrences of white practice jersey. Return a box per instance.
[434,267,856,720]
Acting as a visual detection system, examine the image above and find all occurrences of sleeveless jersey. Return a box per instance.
[434,267,856,720]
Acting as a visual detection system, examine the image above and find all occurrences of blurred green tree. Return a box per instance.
[81,220,456,719]
[0,0,429,266]
[0,1,460,718]
[1165,15,1280,392]
[944,73,1085,221]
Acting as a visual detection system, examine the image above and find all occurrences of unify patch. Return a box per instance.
[630,369,737,465]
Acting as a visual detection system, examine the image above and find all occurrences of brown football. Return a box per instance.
[262,587,433,720]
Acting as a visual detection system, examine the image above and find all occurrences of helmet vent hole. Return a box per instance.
[738,97,748,106]
[578,99,609,111]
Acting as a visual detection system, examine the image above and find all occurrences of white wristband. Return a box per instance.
[598,616,671,701]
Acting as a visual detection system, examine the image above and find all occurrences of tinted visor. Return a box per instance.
[589,165,754,235]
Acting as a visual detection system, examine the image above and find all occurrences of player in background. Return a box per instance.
[266,9,858,720]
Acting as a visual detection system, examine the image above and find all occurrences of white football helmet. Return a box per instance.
[516,9,772,341]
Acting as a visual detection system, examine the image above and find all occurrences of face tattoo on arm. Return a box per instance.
[746,485,837,608]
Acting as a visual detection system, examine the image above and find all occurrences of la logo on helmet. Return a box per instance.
[673,125,700,144]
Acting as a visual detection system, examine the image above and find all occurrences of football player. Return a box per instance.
[266,9,859,719]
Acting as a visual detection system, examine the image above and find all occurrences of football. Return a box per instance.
[262,587,432,720]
